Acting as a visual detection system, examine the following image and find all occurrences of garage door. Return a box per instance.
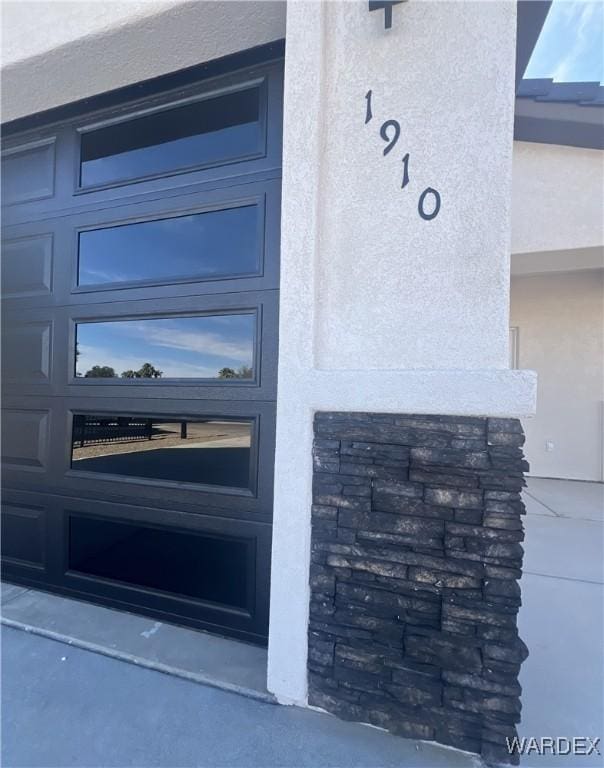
[1,56,283,645]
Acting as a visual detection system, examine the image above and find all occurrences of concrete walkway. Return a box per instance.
[1,627,479,768]
[518,478,604,767]
[0,584,271,702]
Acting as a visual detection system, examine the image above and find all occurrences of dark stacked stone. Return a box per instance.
[308,412,529,765]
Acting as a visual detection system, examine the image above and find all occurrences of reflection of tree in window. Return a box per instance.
[218,365,252,379]
[75,315,254,380]
[121,362,163,379]
[84,365,117,378]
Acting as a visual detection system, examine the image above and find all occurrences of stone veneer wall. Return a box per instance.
[308,412,529,765]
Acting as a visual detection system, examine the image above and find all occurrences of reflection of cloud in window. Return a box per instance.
[75,315,254,379]
[79,266,130,284]
[126,320,252,360]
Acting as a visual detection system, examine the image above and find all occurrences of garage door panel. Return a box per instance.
[1,136,56,207]
[1,499,47,570]
[2,320,53,384]
[60,404,274,519]
[1,408,50,473]
[69,181,277,295]
[1,232,54,298]
[2,63,283,230]
[65,291,278,400]
[2,480,274,529]
[1,126,76,225]
[1,489,272,643]
[65,411,261,506]
[2,294,278,401]
[1,396,70,490]
[57,497,272,643]
[1,220,77,308]
[2,396,275,522]
[1,490,63,584]
[1,306,66,396]
[2,179,280,308]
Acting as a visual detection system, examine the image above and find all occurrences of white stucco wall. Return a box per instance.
[268,0,536,706]
[0,0,286,122]
[315,5,515,371]
[511,141,604,256]
[510,270,604,482]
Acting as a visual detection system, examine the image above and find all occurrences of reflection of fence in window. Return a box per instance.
[70,417,253,487]
[73,416,154,448]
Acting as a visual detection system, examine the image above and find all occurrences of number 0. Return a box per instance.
[418,187,441,220]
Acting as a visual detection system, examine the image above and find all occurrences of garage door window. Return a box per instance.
[75,314,256,380]
[77,204,262,288]
[70,415,254,490]
[69,515,252,609]
[79,85,263,188]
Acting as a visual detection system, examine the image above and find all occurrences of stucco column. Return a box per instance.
[268,0,536,705]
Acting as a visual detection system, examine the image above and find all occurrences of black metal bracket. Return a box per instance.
[368,0,406,30]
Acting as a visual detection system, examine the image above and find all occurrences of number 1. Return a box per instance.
[401,153,410,189]
[365,90,373,124]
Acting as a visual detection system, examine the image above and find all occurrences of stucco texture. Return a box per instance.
[0,0,286,122]
[511,270,604,482]
[511,142,604,256]
[313,1,516,371]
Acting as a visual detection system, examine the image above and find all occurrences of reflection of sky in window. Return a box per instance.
[81,123,261,187]
[525,1,603,83]
[76,314,255,379]
[78,206,259,286]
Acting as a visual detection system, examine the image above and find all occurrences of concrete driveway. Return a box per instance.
[518,478,604,767]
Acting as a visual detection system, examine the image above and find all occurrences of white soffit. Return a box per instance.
[511,247,604,276]
[0,0,286,122]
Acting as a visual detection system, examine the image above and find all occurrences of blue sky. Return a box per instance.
[76,315,255,379]
[525,0,604,83]
[79,206,258,287]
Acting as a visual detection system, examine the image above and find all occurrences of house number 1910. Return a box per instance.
[365,89,441,221]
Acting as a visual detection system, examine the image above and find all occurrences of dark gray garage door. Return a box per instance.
[1,53,283,645]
